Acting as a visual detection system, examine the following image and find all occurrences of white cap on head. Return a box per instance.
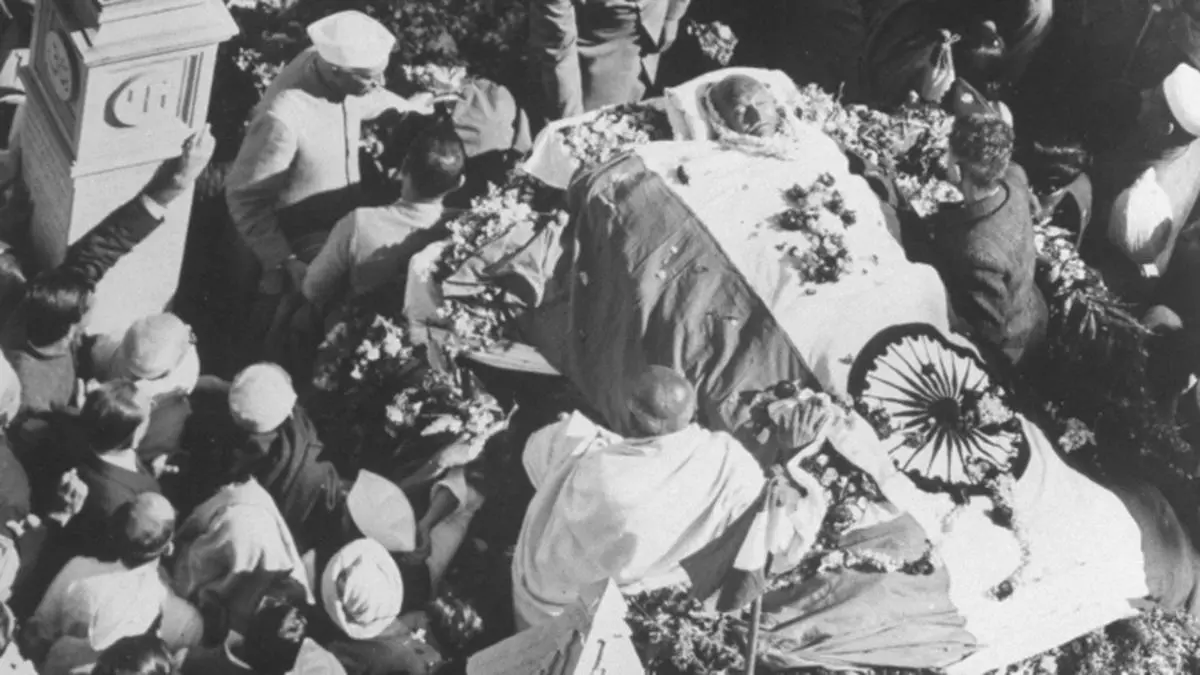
[1163,62,1200,137]
[307,10,396,71]
[345,470,416,553]
[229,363,297,434]
[321,538,404,640]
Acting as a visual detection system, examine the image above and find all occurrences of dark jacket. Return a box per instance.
[242,404,349,552]
[926,164,1048,366]
[3,195,169,453]
[69,450,162,559]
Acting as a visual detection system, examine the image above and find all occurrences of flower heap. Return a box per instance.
[777,174,858,289]
[794,84,962,217]
[400,63,469,96]
[687,20,739,66]
[625,586,749,675]
[560,103,672,169]
[313,314,416,398]
[431,180,568,353]
[740,382,936,589]
[1033,220,1146,342]
[385,367,505,444]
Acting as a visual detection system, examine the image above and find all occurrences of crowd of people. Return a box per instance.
[0,0,1195,673]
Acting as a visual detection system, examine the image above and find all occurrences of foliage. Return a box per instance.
[625,586,749,675]
[1029,220,1196,510]
[559,103,673,169]
[998,609,1200,675]
[794,85,962,218]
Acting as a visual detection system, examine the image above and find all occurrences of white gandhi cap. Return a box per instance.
[1163,62,1200,137]
[307,10,397,71]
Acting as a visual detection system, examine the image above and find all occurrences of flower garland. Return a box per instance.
[858,391,1037,600]
[559,103,672,169]
[794,84,962,217]
[384,367,505,444]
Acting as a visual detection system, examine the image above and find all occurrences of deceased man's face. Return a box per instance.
[710,75,780,137]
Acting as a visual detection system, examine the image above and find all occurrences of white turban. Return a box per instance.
[1108,167,1174,276]
[307,11,396,71]
[229,364,297,434]
[321,539,403,640]
[1163,63,1200,137]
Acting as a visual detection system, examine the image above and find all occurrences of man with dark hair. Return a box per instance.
[24,493,201,670]
[921,113,1047,367]
[66,380,162,562]
[1,127,213,461]
[302,125,467,312]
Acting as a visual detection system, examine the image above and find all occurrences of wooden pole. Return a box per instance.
[1121,2,1162,80]
[745,479,780,675]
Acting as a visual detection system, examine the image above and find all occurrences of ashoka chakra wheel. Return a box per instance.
[846,324,1030,488]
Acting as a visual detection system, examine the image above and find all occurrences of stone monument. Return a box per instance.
[19,0,236,338]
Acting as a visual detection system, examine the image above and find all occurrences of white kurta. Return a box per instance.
[511,414,766,629]
[172,479,312,614]
[226,48,414,268]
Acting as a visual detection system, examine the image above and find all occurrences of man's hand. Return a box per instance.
[46,469,88,527]
[173,124,216,186]
[397,525,433,566]
[283,257,308,290]
[150,454,180,479]
[660,19,681,52]
[405,91,437,116]
[145,124,217,207]
[770,390,840,457]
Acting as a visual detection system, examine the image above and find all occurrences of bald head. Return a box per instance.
[628,366,697,437]
[710,74,781,137]
[111,493,176,568]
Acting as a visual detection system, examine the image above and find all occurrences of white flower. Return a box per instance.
[1058,418,1096,454]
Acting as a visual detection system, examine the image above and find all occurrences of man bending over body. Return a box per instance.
[511,365,834,629]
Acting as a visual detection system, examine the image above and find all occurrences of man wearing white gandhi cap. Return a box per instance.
[226,364,483,594]
[226,10,437,358]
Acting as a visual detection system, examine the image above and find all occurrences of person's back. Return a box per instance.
[24,494,181,666]
[302,124,467,312]
[512,366,769,628]
[925,114,1046,366]
[69,381,162,561]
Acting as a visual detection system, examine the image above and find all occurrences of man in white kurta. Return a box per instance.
[511,366,832,629]
[172,477,311,640]
[225,11,434,349]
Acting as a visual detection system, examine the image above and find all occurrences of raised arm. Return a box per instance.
[60,126,215,284]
